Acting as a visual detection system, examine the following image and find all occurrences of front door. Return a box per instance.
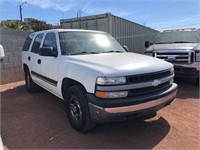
[39,32,60,97]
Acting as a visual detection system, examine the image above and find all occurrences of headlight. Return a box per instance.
[170,78,174,85]
[170,68,174,75]
[95,91,128,98]
[195,52,200,62]
[96,76,126,85]
[145,51,153,56]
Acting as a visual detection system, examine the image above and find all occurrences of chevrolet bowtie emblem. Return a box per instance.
[152,80,161,87]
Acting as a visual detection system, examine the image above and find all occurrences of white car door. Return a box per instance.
[38,32,61,97]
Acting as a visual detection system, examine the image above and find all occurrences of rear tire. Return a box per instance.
[64,85,95,132]
[24,69,41,93]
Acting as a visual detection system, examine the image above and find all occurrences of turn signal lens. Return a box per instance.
[170,78,174,85]
[95,91,128,99]
[170,68,174,75]
[195,52,200,62]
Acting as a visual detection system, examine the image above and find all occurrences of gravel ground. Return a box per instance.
[0,78,199,149]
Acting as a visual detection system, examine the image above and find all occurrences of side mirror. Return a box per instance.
[145,41,150,48]
[145,41,153,48]
[123,45,129,52]
[0,45,5,62]
[39,47,57,57]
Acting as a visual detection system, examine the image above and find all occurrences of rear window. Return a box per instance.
[22,34,34,51]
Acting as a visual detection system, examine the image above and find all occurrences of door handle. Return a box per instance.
[28,56,31,61]
[37,59,41,64]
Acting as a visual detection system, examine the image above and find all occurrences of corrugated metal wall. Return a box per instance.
[110,14,158,53]
[60,13,158,54]
[61,14,110,32]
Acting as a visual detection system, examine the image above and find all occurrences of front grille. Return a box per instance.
[129,81,171,96]
[155,50,195,63]
[127,70,171,84]
[96,69,173,99]
[126,70,172,97]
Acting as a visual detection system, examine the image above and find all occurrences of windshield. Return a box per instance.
[154,31,200,44]
[59,32,126,55]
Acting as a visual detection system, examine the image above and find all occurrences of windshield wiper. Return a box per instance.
[103,50,124,53]
[155,41,193,44]
[155,42,174,44]
[173,41,192,43]
[89,52,100,54]
[71,51,99,55]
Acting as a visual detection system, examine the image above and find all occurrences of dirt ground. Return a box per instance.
[0,78,199,149]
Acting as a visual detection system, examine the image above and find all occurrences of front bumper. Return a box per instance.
[173,62,200,78]
[173,62,200,71]
[87,83,178,123]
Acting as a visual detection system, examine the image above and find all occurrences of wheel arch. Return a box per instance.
[61,77,87,99]
[23,63,29,72]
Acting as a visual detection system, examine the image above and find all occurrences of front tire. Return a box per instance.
[24,69,41,92]
[64,85,95,132]
[140,112,157,120]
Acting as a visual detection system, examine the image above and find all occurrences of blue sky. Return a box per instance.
[0,0,200,31]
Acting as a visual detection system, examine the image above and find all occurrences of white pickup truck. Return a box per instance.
[22,29,178,132]
[145,28,200,84]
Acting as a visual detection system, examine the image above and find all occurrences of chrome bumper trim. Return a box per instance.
[173,62,200,71]
[90,89,176,114]
[104,89,176,114]
[89,83,178,122]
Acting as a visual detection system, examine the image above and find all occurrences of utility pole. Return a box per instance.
[19,1,27,22]
[77,8,83,18]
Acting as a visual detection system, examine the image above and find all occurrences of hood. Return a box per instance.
[147,43,200,51]
[67,53,173,76]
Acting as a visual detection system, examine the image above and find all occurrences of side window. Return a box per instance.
[31,33,44,53]
[22,34,34,51]
[43,33,57,52]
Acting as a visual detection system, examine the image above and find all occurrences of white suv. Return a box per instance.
[22,29,178,132]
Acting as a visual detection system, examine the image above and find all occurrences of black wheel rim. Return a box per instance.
[70,95,82,122]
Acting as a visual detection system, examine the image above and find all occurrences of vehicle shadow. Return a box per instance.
[1,84,170,149]
[86,117,170,149]
[174,77,199,99]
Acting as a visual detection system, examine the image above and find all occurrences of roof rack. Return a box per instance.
[163,28,196,32]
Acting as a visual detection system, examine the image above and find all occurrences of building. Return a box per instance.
[60,13,158,53]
